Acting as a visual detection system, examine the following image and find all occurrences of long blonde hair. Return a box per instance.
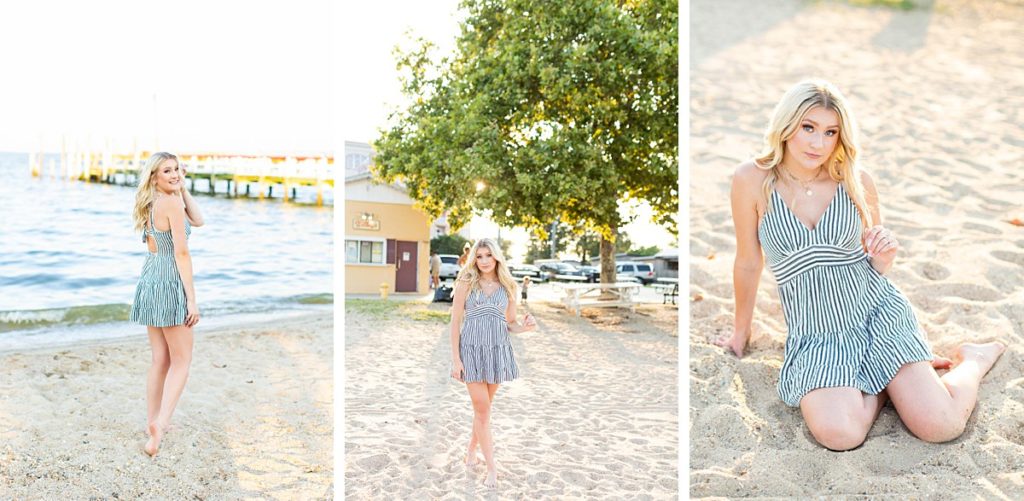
[132,152,178,233]
[455,238,518,299]
[755,79,871,228]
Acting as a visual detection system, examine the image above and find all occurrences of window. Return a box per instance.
[637,264,652,272]
[440,256,458,265]
[346,153,371,169]
[346,238,385,264]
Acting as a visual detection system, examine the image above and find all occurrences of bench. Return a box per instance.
[653,283,678,304]
[557,282,641,317]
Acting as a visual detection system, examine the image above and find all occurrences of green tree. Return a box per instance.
[630,244,660,257]
[374,0,677,284]
[524,220,570,263]
[430,234,472,255]
[497,237,512,259]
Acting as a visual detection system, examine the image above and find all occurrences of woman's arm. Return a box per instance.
[180,188,205,227]
[450,281,470,362]
[716,161,765,357]
[859,169,898,275]
[506,285,536,333]
[164,198,199,327]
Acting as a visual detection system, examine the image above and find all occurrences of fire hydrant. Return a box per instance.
[379,282,390,300]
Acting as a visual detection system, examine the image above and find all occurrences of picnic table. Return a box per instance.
[653,278,678,305]
[557,282,642,317]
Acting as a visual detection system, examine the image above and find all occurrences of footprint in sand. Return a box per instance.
[916,262,951,281]
[559,471,597,490]
[962,221,1003,235]
[917,283,1002,302]
[991,250,1024,267]
[356,453,391,471]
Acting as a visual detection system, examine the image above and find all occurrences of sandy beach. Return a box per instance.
[690,0,1024,498]
[0,312,333,500]
[345,298,678,499]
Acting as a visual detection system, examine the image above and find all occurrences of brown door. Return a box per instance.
[395,241,418,292]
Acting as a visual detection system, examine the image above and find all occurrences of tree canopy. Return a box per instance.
[374,0,677,281]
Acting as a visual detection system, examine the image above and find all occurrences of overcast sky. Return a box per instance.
[0,0,331,155]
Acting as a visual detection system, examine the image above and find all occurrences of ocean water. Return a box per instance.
[0,152,333,351]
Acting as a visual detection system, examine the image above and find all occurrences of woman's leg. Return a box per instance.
[886,342,1005,443]
[466,384,500,465]
[466,382,498,486]
[145,324,194,455]
[800,387,887,451]
[146,327,170,432]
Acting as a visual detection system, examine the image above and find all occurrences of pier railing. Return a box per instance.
[28,151,335,205]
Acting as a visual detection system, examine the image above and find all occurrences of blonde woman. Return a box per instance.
[449,238,536,488]
[716,79,1005,450]
[129,152,204,456]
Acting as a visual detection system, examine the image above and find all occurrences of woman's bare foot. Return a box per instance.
[954,342,1006,375]
[465,452,482,467]
[144,422,163,456]
[484,467,498,488]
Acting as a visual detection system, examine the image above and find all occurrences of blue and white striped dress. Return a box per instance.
[129,208,192,327]
[758,183,933,407]
[459,286,519,384]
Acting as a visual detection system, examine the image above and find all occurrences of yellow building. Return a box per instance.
[344,171,431,295]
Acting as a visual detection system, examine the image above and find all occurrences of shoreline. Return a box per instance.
[0,305,332,355]
[0,311,333,499]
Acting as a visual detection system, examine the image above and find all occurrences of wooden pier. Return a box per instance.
[28,151,335,206]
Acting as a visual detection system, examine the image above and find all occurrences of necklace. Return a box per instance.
[780,166,824,196]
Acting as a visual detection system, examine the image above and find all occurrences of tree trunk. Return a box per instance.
[600,229,616,299]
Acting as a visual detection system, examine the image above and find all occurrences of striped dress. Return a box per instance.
[129,208,192,327]
[758,183,933,407]
[459,286,519,384]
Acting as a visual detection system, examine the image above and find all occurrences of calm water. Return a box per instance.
[0,152,332,350]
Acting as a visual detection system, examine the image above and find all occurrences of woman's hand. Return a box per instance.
[185,300,200,327]
[177,165,188,196]
[451,359,465,381]
[713,329,750,358]
[864,225,899,272]
[521,313,536,332]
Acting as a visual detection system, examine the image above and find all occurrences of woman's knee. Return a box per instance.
[168,351,192,367]
[907,412,966,443]
[472,402,491,422]
[807,419,868,451]
[151,351,170,369]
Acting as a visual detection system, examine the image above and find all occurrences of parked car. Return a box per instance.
[438,254,461,279]
[509,263,544,281]
[537,262,586,281]
[578,265,600,283]
[579,265,640,283]
[616,262,656,285]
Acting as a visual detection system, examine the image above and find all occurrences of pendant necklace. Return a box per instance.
[782,166,824,196]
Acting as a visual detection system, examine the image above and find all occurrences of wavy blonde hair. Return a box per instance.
[755,79,871,228]
[455,238,518,300]
[132,152,178,233]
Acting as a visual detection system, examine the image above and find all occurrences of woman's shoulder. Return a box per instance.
[732,159,769,195]
[733,159,769,182]
[154,195,185,214]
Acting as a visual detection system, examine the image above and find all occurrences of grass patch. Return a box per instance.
[410,309,451,323]
[846,0,918,10]
[295,293,333,305]
[345,299,403,316]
